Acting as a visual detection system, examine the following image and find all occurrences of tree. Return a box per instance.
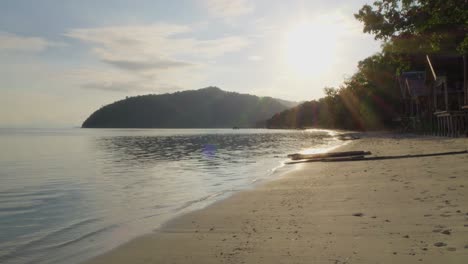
[355,0,467,54]
[355,0,468,105]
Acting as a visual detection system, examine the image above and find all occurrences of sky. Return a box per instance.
[0,0,381,128]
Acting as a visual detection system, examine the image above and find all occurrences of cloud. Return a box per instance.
[81,81,143,92]
[101,58,194,71]
[202,0,254,18]
[65,61,206,94]
[65,23,249,93]
[81,81,183,94]
[248,55,262,61]
[0,31,65,52]
[65,24,248,61]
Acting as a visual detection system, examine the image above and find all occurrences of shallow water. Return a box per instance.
[0,128,343,264]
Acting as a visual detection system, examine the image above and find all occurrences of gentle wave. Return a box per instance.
[0,128,345,264]
[0,218,104,262]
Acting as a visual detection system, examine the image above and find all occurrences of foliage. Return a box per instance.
[82,87,294,128]
[266,52,402,130]
[354,0,468,54]
[267,0,466,130]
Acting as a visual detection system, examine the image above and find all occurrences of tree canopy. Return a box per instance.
[354,0,468,55]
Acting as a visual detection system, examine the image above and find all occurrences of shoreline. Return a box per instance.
[84,133,468,264]
[78,130,346,263]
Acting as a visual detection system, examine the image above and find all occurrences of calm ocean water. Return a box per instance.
[0,128,344,264]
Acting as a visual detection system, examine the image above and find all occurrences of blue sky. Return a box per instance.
[0,0,380,127]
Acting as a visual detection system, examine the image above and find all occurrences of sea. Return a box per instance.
[0,128,345,264]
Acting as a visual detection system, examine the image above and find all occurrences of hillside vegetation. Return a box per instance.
[82,87,295,128]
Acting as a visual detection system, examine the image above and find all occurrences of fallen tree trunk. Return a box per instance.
[287,151,372,161]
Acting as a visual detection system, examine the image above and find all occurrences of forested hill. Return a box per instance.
[82,87,296,128]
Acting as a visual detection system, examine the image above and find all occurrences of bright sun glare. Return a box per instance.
[285,18,342,77]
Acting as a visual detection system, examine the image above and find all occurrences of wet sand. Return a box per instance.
[85,133,468,263]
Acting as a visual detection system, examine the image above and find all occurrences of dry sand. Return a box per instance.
[86,133,468,264]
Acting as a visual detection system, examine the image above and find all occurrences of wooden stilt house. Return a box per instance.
[398,54,467,136]
[398,71,431,131]
[427,55,467,136]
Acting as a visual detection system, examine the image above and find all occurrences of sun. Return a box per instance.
[284,19,341,77]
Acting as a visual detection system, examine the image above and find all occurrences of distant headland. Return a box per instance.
[82,87,297,128]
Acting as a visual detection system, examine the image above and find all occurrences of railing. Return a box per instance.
[433,111,467,137]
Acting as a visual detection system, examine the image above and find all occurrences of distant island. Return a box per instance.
[82,87,297,128]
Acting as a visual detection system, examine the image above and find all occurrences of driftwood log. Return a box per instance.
[287,151,372,161]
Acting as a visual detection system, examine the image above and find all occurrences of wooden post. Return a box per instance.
[437,117,440,136]
[451,116,454,137]
[450,116,453,137]
[426,55,437,81]
[444,116,448,136]
[464,55,467,106]
[416,100,420,119]
[452,116,456,137]
[438,117,441,136]
[442,117,445,136]
[444,81,449,111]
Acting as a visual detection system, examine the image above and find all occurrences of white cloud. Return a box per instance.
[202,0,254,18]
[64,62,206,95]
[65,23,249,93]
[248,55,262,61]
[66,24,248,61]
[0,31,65,52]
[101,58,194,71]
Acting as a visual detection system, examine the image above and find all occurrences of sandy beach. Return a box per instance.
[85,133,468,264]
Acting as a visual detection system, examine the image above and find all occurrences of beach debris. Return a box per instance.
[441,229,451,235]
[434,242,447,247]
[287,151,372,161]
[337,133,361,141]
[352,212,364,217]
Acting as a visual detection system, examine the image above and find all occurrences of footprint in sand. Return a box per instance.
[434,242,447,247]
[441,229,451,235]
